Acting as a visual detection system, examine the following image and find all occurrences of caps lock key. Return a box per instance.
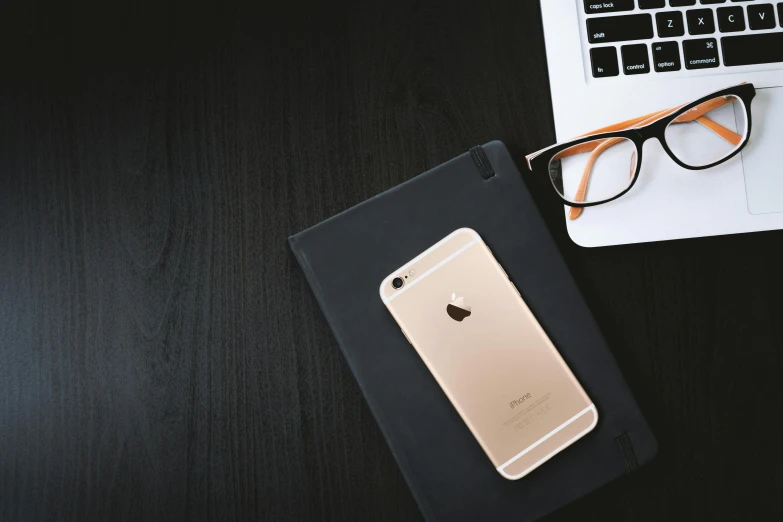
[583,0,634,15]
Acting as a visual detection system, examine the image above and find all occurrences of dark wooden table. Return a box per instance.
[2,2,782,521]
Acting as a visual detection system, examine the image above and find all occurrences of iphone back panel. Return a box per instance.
[380,228,597,480]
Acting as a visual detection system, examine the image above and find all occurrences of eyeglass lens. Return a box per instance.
[548,137,638,205]
[664,95,747,168]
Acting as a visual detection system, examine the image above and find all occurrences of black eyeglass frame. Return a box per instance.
[526,83,756,208]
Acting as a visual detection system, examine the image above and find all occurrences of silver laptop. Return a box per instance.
[541,0,783,246]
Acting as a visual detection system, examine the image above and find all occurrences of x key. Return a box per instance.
[687,9,716,35]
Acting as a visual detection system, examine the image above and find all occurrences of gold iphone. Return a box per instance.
[380,228,597,480]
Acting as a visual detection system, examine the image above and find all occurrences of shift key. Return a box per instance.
[587,14,654,44]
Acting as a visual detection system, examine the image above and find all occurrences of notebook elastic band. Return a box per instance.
[470,145,496,180]
[615,433,640,474]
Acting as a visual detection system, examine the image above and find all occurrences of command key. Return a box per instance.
[683,38,720,69]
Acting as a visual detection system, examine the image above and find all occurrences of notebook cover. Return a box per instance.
[288,141,657,522]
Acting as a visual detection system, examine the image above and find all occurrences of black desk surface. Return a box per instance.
[2,2,781,521]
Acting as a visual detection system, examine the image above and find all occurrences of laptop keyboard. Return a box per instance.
[582,0,783,79]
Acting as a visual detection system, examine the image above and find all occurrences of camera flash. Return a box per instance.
[408,269,416,277]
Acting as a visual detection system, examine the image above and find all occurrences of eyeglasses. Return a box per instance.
[525,83,756,220]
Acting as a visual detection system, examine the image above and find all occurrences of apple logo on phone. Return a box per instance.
[447,293,472,322]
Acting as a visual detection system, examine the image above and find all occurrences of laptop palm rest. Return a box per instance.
[741,87,783,215]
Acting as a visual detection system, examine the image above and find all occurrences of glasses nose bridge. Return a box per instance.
[633,118,667,145]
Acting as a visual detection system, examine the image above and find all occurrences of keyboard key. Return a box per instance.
[683,38,720,68]
[780,3,783,27]
[717,6,746,31]
[722,32,783,65]
[639,0,666,8]
[590,47,620,77]
[657,11,686,36]
[670,0,696,6]
[687,9,716,34]
[587,14,655,44]
[747,4,776,29]
[583,0,635,15]
[652,41,682,71]
[621,44,651,74]
[700,0,727,3]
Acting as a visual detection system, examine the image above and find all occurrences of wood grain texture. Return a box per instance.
[1,1,782,521]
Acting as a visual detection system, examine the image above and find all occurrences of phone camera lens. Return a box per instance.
[392,277,404,289]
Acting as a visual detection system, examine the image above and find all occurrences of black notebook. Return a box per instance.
[288,141,657,522]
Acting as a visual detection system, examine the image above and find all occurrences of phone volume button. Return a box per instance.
[401,329,412,344]
[497,263,509,279]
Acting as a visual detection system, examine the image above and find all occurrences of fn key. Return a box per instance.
[590,47,619,78]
